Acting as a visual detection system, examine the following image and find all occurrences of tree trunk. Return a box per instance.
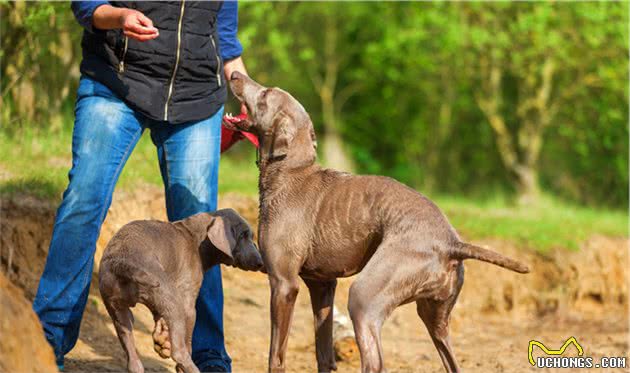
[315,17,354,172]
[476,57,555,205]
[321,88,354,171]
[514,165,540,205]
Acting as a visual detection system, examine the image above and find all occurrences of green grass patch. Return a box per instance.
[1,127,626,252]
[0,126,259,199]
[434,194,628,252]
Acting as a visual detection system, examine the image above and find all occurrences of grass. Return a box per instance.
[1,126,627,252]
[433,194,627,252]
[0,126,259,199]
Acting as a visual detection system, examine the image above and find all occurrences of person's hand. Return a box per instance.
[93,5,159,41]
[120,9,159,41]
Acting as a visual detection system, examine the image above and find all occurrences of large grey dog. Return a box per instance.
[225,72,530,373]
[99,209,263,373]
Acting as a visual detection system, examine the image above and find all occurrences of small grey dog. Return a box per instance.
[99,209,263,373]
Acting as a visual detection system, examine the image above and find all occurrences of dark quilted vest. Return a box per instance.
[79,1,226,124]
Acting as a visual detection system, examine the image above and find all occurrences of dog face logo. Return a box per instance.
[528,337,584,366]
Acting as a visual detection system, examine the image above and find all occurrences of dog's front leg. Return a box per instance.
[304,278,338,373]
[268,273,300,373]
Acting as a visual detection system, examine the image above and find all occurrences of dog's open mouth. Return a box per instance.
[223,112,259,147]
[223,112,250,130]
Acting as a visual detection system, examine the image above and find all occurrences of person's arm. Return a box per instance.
[217,1,247,80]
[217,1,248,115]
[70,1,158,41]
[71,1,109,32]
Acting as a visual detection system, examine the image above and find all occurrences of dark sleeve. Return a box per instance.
[217,1,243,61]
[71,1,110,33]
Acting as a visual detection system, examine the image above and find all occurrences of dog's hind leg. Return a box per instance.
[347,242,419,373]
[103,298,144,373]
[150,287,200,373]
[304,278,338,373]
[416,262,464,373]
[167,312,199,373]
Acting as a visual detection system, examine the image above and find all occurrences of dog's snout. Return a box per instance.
[234,243,264,271]
[249,248,264,271]
[253,254,264,270]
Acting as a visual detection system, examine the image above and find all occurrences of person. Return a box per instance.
[32,2,248,371]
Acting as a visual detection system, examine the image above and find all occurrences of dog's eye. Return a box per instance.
[262,89,272,98]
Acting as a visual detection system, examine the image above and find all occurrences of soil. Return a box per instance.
[0,272,57,373]
[1,187,628,372]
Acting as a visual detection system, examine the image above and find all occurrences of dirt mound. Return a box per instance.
[0,195,56,298]
[0,271,57,373]
[457,236,628,319]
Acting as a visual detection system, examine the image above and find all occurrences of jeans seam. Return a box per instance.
[96,129,142,225]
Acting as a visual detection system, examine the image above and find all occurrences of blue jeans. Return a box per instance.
[32,76,231,371]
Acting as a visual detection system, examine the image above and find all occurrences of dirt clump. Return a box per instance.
[0,195,56,297]
[0,271,57,373]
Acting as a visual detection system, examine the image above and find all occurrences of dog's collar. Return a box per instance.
[255,149,286,168]
[255,118,289,168]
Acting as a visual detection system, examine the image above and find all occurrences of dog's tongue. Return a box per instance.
[221,113,259,152]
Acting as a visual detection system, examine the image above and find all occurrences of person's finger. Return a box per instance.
[126,20,158,35]
[137,12,157,31]
[124,30,159,42]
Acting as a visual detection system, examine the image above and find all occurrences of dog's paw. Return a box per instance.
[152,318,171,359]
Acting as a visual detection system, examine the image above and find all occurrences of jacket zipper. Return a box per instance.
[164,0,186,121]
[118,36,128,73]
[210,35,222,87]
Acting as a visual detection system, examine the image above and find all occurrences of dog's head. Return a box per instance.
[227,72,317,165]
[206,208,263,272]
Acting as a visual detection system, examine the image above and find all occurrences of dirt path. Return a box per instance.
[1,189,628,372]
[64,266,628,372]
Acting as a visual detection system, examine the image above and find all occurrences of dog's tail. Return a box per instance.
[450,242,530,274]
[102,258,161,288]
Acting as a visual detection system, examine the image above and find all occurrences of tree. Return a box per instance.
[459,2,628,204]
[1,2,82,130]
[239,2,378,171]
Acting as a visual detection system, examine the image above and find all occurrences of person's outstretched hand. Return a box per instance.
[120,9,159,41]
[93,5,159,42]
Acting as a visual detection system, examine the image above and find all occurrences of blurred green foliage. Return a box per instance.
[1,1,628,207]
[238,2,628,207]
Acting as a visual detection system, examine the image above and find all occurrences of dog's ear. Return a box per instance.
[269,114,296,159]
[207,216,235,259]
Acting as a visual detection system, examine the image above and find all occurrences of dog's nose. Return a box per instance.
[230,71,242,81]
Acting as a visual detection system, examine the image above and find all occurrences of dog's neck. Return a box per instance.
[257,135,319,221]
